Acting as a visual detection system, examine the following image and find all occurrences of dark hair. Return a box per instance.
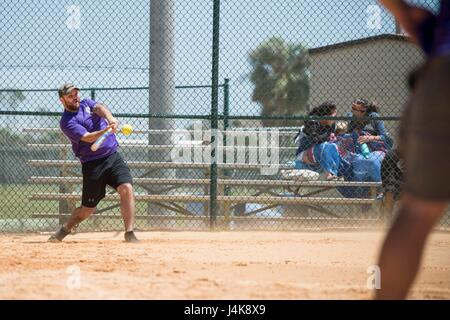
[309,101,337,117]
[353,98,378,114]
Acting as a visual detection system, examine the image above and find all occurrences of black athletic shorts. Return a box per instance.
[81,152,133,207]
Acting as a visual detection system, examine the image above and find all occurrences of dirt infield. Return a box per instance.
[0,230,448,300]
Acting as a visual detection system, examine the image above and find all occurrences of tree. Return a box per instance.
[0,128,26,146]
[0,91,25,110]
[249,37,310,127]
[0,90,26,131]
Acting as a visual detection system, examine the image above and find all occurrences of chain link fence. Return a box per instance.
[1,0,448,232]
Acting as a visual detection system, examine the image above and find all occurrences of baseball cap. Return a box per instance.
[58,83,80,98]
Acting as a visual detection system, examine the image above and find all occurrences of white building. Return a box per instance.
[308,34,425,139]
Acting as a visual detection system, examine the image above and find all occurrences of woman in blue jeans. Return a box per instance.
[294,102,350,180]
[347,98,393,155]
[338,99,393,197]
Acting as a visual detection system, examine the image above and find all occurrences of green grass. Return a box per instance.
[0,184,207,218]
[0,184,60,219]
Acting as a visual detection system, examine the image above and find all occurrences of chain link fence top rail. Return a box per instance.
[0,0,448,232]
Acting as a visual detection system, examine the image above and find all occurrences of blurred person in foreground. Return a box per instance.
[376,0,450,299]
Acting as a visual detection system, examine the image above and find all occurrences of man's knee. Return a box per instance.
[398,193,447,227]
[117,183,134,198]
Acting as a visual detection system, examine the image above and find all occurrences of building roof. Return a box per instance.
[309,34,411,54]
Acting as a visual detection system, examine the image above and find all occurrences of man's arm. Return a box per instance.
[379,0,435,44]
[92,103,119,131]
[78,103,118,144]
[80,124,114,144]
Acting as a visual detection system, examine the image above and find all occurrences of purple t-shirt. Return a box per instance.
[60,98,118,163]
[417,0,450,57]
[433,0,450,56]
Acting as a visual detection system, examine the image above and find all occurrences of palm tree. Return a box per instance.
[0,90,25,130]
[0,90,25,108]
[249,37,310,127]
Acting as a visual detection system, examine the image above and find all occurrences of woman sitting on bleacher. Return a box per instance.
[347,99,393,154]
[336,99,393,198]
[293,102,350,180]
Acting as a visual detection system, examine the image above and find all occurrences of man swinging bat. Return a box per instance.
[48,83,138,243]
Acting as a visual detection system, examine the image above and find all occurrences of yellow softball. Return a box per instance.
[121,124,133,136]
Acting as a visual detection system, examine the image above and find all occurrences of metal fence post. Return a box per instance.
[209,0,221,230]
[222,79,232,228]
[223,78,230,132]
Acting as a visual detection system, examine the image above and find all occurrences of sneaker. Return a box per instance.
[48,226,71,242]
[124,231,139,243]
